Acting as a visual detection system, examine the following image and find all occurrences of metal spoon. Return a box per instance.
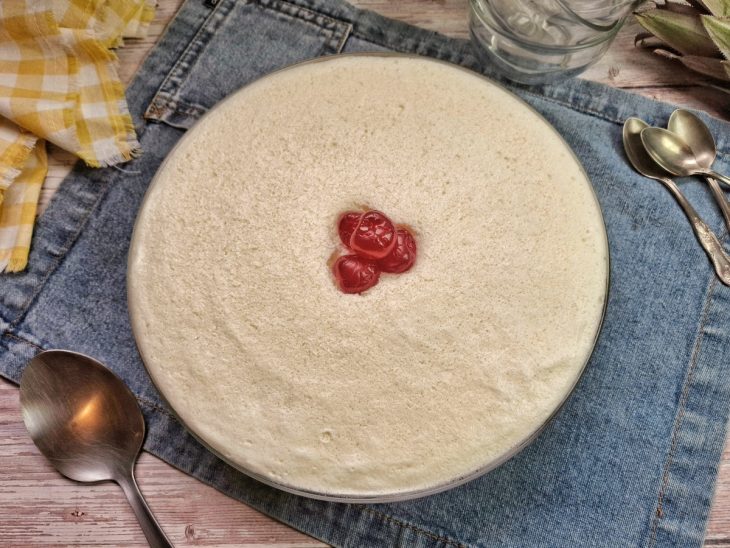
[623,118,730,285]
[19,350,173,548]
[668,109,730,231]
[641,127,730,188]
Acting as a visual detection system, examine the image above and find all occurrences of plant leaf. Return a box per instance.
[654,49,730,82]
[635,31,669,48]
[636,34,684,55]
[702,15,730,58]
[701,0,730,16]
[635,9,721,57]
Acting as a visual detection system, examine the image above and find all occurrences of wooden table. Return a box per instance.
[1,1,729,546]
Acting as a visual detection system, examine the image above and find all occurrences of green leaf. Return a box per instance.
[702,15,730,58]
[701,0,730,17]
[635,9,720,57]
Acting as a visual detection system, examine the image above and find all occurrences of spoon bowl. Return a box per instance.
[20,350,172,548]
[668,109,716,169]
[668,108,730,231]
[641,125,730,188]
[623,117,664,179]
[20,350,143,482]
[640,127,703,177]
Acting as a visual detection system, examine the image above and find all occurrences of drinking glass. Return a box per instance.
[469,0,643,84]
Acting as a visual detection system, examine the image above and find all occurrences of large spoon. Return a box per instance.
[668,109,730,231]
[19,350,173,548]
[623,118,730,285]
[641,127,730,189]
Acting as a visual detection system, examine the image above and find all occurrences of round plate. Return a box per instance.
[128,54,609,503]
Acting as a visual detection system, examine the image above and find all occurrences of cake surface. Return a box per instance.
[128,55,608,499]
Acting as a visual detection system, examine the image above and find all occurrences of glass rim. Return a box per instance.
[469,0,623,53]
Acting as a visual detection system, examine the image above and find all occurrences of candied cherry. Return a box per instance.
[337,211,362,249]
[378,227,417,273]
[332,255,380,294]
[350,210,396,260]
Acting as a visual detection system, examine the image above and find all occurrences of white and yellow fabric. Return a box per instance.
[0,0,155,273]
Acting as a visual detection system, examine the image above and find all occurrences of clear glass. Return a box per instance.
[469,0,642,84]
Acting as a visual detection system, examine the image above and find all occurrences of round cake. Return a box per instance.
[128,55,608,500]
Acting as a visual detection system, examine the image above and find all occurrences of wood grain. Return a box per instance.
[3,0,729,546]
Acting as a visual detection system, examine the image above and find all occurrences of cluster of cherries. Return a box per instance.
[332,209,417,294]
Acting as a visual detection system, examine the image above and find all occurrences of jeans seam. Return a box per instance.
[146,0,351,125]
[144,0,235,120]
[157,97,208,119]
[255,0,350,39]
[3,180,113,334]
[333,22,353,53]
[137,394,176,419]
[350,30,471,60]
[2,331,44,351]
[647,273,717,547]
[359,507,469,548]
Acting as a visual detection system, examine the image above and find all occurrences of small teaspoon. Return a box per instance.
[623,118,730,285]
[641,127,730,188]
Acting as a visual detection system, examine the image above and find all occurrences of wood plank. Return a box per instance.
[4,0,729,546]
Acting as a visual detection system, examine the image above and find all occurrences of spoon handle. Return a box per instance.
[118,471,174,548]
[707,170,730,190]
[705,176,730,233]
[660,177,730,286]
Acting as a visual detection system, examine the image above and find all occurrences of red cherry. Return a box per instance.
[350,210,396,260]
[378,227,417,273]
[338,211,362,249]
[332,255,380,294]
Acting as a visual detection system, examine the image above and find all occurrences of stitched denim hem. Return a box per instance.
[143,0,239,122]
[647,276,730,547]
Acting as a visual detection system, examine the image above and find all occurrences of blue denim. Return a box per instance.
[2,0,730,546]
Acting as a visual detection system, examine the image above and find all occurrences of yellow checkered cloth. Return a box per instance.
[0,0,155,273]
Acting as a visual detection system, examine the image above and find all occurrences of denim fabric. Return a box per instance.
[2,0,730,546]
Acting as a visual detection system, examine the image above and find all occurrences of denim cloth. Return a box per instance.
[2,0,730,546]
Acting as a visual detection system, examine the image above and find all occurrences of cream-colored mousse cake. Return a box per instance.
[128,55,608,499]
